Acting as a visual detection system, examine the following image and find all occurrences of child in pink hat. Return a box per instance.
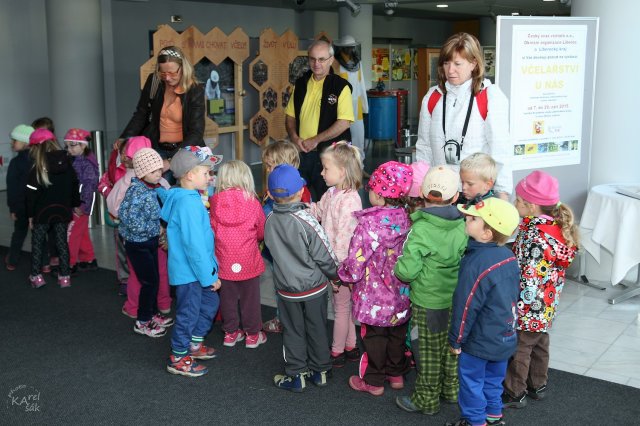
[338,161,413,396]
[407,161,430,213]
[503,170,580,408]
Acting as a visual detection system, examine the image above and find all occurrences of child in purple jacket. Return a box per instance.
[64,128,99,273]
[338,161,413,397]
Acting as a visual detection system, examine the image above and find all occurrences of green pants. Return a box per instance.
[410,304,459,412]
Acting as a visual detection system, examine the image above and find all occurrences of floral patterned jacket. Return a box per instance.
[338,206,411,327]
[513,216,577,333]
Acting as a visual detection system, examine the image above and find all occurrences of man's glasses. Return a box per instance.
[158,67,181,78]
[308,56,332,64]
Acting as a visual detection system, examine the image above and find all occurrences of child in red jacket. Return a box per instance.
[210,160,267,349]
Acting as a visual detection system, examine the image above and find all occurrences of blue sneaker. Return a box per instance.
[307,369,332,387]
[274,373,306,392]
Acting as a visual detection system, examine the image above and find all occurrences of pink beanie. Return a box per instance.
[64,128,91,144]
[367,161,413,199]
[29,128,56,146]
[515,170,559,206]
[125,136,152,158]
[408,161,430,198]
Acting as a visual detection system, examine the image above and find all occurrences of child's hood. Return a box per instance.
[354,206,410,248]
[157,187,199,222]
[47,150,73,175]
[211,189,256,226]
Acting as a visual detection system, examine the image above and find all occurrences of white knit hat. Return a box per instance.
[10,124,35,143]
[133,148,163,179]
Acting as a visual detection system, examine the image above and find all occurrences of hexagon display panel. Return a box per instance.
[252,115,269,141]
[289,56,309,85]
[195,57,235,127]
[282,85,292,108]
[263,88,277,113]
[252,60,268,87]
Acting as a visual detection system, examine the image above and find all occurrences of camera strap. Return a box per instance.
[442,90,475,147]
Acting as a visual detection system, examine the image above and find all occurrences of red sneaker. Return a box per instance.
[189,344,218,360]
[386,375,404,390]
[348,375,384,396]
[166,355,208,377]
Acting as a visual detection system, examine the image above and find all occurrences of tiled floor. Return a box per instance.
[3,141,640,389]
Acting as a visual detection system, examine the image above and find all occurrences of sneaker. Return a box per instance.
[245,331,267,348]
[167,355,208,377]
[331,352,346,368]
[348,375,384,396]
[134,320,166,338]
[345,347,361,362]
[487,417,506,425]
[118,283,127,297]
[526,384,547,400]
[395,396,439,415]
[263,317,283,333]
[223,330,245,347]
[189,344,218,360]
[444,419,473,426]
[57,275,71,288]
[386,375,404,390]
[274,373,306,392]
[41,265,51,274]
[502,391,527,409]
[307,369,332,387]
[152,313,174,328]
[29,274,46,289]
[5,255,16,271]
[121,307,136,319]
[78,259,98,271]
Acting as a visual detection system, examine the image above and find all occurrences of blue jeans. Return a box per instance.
[458,352,507,426]
[124,237,159,323]
[171,281,219,357]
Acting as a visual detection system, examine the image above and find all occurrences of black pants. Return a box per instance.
[31,222,70,276]
[7,211,29,266]
[125,237,159,323]
[361,322,411,387]
[299,150,328,201]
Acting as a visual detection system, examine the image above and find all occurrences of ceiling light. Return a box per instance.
[336,0,361,16]
[436,4,448,8]
[512,12,520,15]
[384,1,397,15]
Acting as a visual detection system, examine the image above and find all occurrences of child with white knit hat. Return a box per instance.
[118,148,174,338]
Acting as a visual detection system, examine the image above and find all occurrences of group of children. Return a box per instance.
[6,123,580,424]
[6,119,99,288]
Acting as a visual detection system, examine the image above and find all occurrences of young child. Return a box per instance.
[261,139,312,334]
[107,137,172,317]
[406,161,430,213]
[264,164,338,392]
[338,161,413,396]
[308,141,363,367]
[64,128,99,274]
[394,166,468,415]
[445,197,521,426]
[459,152,497,205]
[5,124,34,271]
[118,148,174,338]
[209,160,267,349]
[158,146,221,377]
[26,129,80,288]
[502,171,579,408]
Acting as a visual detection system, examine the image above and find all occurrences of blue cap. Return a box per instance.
[268,164,304,198]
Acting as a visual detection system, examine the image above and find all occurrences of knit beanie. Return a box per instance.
[515,170,560,206]
[10,124,35,143]
[133,148,164,179]
[29,128,56,146]
[408,161,430,198]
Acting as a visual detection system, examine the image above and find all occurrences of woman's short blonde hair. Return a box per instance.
[320,141,362,191]
[262,139,300,169]
[215,160,256,200]
[437,32,485,95]
[156,45,198,93]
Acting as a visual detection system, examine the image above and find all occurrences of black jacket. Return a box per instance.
[6,150,31,215]
[120,73,205,149]
[26,150,81,224]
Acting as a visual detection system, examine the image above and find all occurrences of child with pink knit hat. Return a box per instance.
[502,170,579,409]
[407,161,430,213]
[338,161,413,396]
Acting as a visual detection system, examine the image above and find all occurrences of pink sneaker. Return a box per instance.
[223,330,245,347]
[245,331,267,349]
[58,275,71,288]
[29,274,46,289]
[349,375,384,396]
[189,343,218,360]
[386,375,404,390]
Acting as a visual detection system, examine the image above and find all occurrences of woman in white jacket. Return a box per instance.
[415,32,512,198]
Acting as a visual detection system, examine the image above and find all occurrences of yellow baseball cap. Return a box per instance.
[457,197,520,237]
